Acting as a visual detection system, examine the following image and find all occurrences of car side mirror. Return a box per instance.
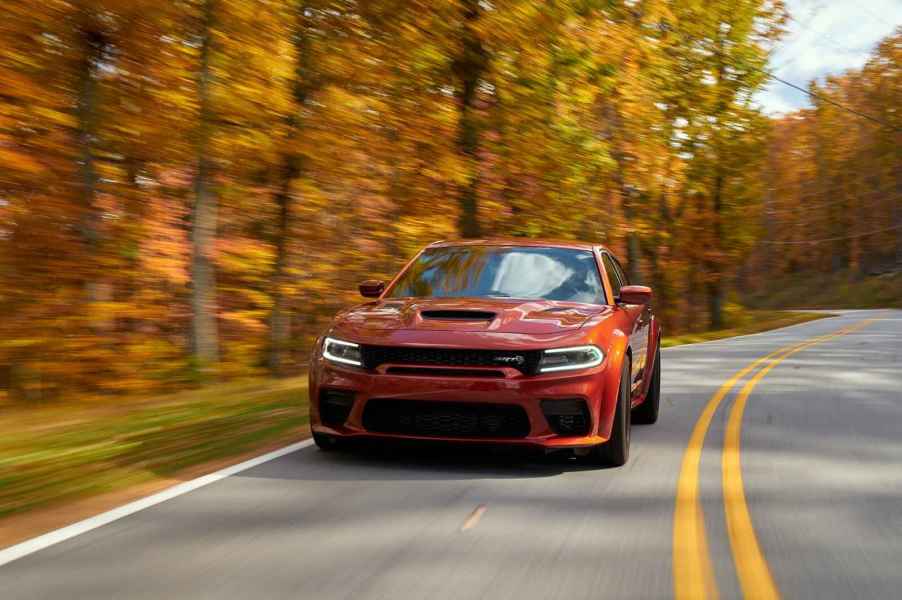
[359,280,385,298]
[618,285,652,305]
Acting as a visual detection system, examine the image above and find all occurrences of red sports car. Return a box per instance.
[309,239,661,466]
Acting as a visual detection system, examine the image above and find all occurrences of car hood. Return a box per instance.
[332,297,611,337]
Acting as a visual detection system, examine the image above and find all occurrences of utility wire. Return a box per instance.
[654,14,901,244]
[759,8,899,129]
[763,69,899,130]
[757,182,901,217]
[759,223,902,244]
[661,14,898,130]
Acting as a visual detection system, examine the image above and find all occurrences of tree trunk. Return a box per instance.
[608,151,642,283]
[621,193,643,284]
[453,0,486,238]
[648,168,674,328]
[707,281,723,329]
[896,160,902,266]
[75,25,104,303]
[383,125,405,273]
[190,0,219,369]
[686,259,699,332]
[268,167,294,375]
[708,171,725,330]
[268,3,316,375]
[763,142,776,278]
[707,37,729,331]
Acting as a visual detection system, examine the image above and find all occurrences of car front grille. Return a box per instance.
[362,399,531,438]
[385,366,506,378]
[361,346,542,375]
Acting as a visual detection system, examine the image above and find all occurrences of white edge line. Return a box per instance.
[0,438,315,568]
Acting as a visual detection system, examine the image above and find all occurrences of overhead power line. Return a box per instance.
[760,8,900,130]
[660,16,899,131]
[759,223,902,245]
[757,181,902,217]
[764,70,899,131]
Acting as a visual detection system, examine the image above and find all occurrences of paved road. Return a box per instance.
[1,310,900,599]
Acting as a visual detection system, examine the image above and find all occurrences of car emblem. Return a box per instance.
[494,355,526,366]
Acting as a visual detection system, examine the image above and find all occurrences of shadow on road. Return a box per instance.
[240,441,612,482]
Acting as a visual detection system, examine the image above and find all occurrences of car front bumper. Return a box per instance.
[309,358,619,449]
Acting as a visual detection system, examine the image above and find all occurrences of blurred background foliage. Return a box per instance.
[0,0,899,402]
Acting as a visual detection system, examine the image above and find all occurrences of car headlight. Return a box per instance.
[538,345,604,373]
[322,337,363,367]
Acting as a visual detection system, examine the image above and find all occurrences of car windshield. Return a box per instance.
[388,245,605,304]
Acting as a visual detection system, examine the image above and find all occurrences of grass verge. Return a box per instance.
[746,270,902,310]
[661,310,832,348]
[0,376,309,543]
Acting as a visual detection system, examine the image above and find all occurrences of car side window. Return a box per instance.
[602,253,623,300]
[612,256,629,287]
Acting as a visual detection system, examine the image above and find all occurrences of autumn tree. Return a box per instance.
[666,0,786,328]
[452,0,488,238]
[2,1,898,402]
[756,30,901,284]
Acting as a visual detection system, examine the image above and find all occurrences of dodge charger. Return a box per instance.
[308,239,661,466]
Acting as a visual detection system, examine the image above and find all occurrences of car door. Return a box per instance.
[602,253,649,395]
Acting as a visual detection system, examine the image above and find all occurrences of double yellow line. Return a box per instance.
[673,319,875,600]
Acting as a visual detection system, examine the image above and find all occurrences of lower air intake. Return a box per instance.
[319,389,355,427]
[541,398,591,436]
[362,399,530,438]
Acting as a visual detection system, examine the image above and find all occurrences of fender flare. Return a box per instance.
[596,330,630,440]
[637,317,663,401]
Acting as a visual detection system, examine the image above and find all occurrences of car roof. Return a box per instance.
[427,238,611,253]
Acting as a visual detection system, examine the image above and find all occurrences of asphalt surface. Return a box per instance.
[1,309,899,599]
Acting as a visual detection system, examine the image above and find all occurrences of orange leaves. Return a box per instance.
[139,197,190,287]
[757,30,902,280]
[0,145,45,176]
[0,2,895,400]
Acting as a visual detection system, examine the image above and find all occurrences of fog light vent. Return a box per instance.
[541,399,590,436]
[320,389,355,427]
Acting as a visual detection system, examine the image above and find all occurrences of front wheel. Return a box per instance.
[633,346,660,425]
[587,359,631,467]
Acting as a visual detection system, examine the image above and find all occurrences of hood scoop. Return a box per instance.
[420,309,497,321]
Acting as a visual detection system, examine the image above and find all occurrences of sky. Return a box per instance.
[754,0,902,114]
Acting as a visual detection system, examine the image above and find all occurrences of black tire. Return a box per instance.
[313,432,340,451]
[588,359,631,467]
[633,347,660,425]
